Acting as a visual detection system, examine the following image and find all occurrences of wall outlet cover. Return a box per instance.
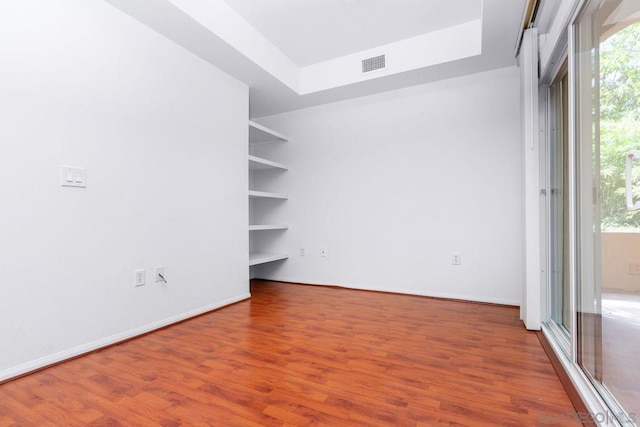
[452,253,461,265]
[135,269,145,287]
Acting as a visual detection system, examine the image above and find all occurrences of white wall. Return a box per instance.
[255,66,523,305]
[0,0,249,379]
[602,233,640,293]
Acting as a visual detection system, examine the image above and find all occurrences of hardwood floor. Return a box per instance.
[0,280,580,426]
[601,292,640,417]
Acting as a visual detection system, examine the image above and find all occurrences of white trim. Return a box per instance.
[546,319,571,357]
[540,44,568,85]
[515,0,539,58]
[567,10,579,367]
[541,324,619,426]
[542,79,552,326]
[257,276,520,306]
[539,0,584,78]
[539,84,550,324]
[0,293,251,383]
[521,27,542,330]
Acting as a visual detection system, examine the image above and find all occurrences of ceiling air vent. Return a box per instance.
[362,54,386,73]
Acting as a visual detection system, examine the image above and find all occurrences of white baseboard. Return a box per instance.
[0,293,251,383]
[254,275,520,306]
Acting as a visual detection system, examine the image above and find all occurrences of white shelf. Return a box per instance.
[248,121,289,271]
[249,252,288,266]
[249,120,289,144]
[248,155,288,171]
[249,225,289,231]
[249,190,288,199]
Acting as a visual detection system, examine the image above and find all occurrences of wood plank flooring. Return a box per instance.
[0,280,580,426]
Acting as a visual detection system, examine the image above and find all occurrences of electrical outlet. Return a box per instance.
[452,253,461,265]
[628,261,640,275]
[300,247,306,257]
[320,249,328,257]
[154,266,165,283]
[134,269,145,287]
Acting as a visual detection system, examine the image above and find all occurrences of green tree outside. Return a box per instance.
[600,22,640,230]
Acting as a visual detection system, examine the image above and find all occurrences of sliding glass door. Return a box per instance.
[574,0,640,419]
[549,65,571,336]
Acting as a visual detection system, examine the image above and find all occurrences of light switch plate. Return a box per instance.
[61,166,86,188]
[154,266,165,283]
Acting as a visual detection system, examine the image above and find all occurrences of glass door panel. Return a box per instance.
[550,67,571,334]
[575,0,640,419]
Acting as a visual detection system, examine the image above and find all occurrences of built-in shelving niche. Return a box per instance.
[248,121,289,268]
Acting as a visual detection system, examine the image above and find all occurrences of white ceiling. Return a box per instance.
[220,0,482,66]
[105,0,526,117]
